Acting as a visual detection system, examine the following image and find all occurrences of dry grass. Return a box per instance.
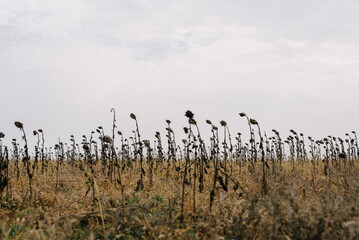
[0,160,359,239]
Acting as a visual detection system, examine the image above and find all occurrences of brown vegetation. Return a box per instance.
[0,112,358,239]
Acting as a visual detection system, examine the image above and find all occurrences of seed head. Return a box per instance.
[33,130,38,136]
[249,119,258,125]
[117,131,122,136]
[166,119,171,124]
[239,112,246,117]
[14,121,23,129]
[290,129,296,134]
[143,140,150,147]
[83,144,90,151]
[189,118,197,125]
[220,120,227,126]
[38,129,43,133]
[185,110,194,119]
[0,132,4,139]
[130,113,136,120]
[103,135,112,143]
[183,127,189,134]
[206,120,212,125]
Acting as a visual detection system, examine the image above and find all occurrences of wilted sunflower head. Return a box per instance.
[143,140,150,147]
[220,120,227,126]
[130,113,136,120]
[213,126,218,131]
[117,131,122,136]
[189,118,197,125]
[0,132,4,139]
[166,119,171,124]
[14,121,23,129]
[103,135,112,144]
[83,144,90,151]
[185,110,194,119]
[206,120,212,125]
[239,112,246,117]
[249,119,258,125]
[183,127,189,134]
[38,129,43,133]
[33,130,38,136]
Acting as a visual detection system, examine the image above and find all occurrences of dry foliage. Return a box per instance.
[0,160,358,239]
[0,113,358,239]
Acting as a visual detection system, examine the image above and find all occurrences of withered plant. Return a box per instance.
[14,121,37,200]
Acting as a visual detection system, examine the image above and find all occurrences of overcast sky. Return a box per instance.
[1,0,358,148]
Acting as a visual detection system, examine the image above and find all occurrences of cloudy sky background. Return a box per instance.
[1,0,359,148]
